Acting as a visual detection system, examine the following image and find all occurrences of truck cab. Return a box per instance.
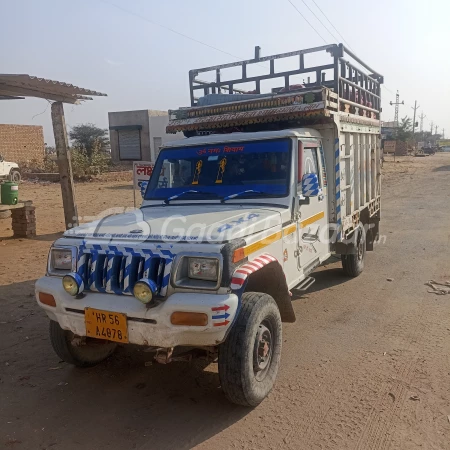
[143,128,332,289]
[35,43,383,406]
[0,154,21,182]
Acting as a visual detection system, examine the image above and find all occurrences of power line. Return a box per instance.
[99,0,272,75]
[286,0,327,44]
[309,0,354,50]
[298,0,340,43]
[99,0,241,61]
[305,1,402,103]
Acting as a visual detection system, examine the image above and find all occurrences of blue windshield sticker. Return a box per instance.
[167,140,290,160]
[145,138,291,201]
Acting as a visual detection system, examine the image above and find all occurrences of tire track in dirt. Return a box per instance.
[275,300,439,450]
[354,307,428,450]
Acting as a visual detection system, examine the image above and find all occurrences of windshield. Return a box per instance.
[144,138,291,201]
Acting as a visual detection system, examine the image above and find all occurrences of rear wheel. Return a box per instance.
[341,229,365,277]
[49,321,117,367]
[218,292,282,407]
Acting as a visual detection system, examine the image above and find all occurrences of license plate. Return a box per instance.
[85,308,128,344]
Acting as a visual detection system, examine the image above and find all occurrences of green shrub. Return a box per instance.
[70,141,110,179]
[20,156,58,173]
[22,139,110,180]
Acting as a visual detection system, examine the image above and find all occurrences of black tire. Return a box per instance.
[9,170,21,183]
[218,292,282,407]
[341,229,365,277]
[49,321,117,367]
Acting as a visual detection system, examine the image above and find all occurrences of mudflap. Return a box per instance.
[366,212,380,252]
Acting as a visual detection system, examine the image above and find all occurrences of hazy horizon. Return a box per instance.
[1,0,449,144]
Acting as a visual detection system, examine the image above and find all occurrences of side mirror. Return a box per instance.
[301,173,319,197]
[140,181,148,198]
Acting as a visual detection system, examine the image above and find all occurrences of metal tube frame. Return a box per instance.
[187,43,384,120]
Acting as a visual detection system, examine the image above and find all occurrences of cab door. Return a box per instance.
[296,141,329,272]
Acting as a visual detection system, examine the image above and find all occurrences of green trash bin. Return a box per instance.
[1,181,19,205]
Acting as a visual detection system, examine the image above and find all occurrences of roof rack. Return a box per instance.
[167,44,384,134]
[189,44,382,108]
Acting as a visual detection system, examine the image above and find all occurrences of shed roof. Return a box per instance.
[0,74,106,104]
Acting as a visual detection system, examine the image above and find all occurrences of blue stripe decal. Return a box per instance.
[75,243,176,297]
[335,137,341,241]
[162,273,170,288]
[212,313,230,320]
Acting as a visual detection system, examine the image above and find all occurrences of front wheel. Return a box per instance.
[49,321,117,367]
[218,292,282,407]
[10,170,21,183]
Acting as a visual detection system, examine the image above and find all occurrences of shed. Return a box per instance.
[0,74,106,229]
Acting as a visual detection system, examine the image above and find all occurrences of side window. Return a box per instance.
[298,147,322,190]
[303,148,319,177]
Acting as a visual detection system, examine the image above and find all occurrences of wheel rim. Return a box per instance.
[253,320,273,381]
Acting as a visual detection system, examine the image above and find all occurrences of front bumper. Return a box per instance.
[35,276,238,347]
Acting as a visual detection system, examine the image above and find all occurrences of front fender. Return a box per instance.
[230,254,295,323]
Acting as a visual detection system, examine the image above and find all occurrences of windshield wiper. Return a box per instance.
[221,190,270,203]
[164,190,219,204]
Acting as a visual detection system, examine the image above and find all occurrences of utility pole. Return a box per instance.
[411,101,419,141]
[390,90,404,129]
[442,128,445,139]
[435,125,438,135]
[419,112,426,132]
[51,102,78,229]
[430,121,434,135]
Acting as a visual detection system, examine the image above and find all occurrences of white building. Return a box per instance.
[108,110,184,163]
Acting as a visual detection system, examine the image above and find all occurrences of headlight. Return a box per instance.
[188,257,219,281]
[62,273,84,296]
[172,254,222,290]
[48,247,76,276]
[133,279,157,304]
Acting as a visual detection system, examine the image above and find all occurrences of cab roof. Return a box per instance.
[163,128,323,149]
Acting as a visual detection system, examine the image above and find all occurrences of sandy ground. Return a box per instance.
[0,154,449,449]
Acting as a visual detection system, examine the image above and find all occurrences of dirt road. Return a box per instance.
[1,155,449,450]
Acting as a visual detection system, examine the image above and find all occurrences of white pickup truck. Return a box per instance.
[35,44,383,406]
[0,154,20,182]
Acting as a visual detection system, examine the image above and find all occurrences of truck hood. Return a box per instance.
[3,161,19,169]
[64,204,282,243]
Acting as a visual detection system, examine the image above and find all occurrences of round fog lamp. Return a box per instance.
[62,273,84,296]
[133,280,156,304]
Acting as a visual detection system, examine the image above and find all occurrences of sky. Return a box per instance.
[1,0,449,144]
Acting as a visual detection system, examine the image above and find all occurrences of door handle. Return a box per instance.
[318,193,324,201]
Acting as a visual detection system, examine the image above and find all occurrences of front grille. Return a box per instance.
[76,248,172,296]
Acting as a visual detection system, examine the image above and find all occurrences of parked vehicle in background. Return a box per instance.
[0,155,20,182]
[423,146,436,155]
[35,44,383,406]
